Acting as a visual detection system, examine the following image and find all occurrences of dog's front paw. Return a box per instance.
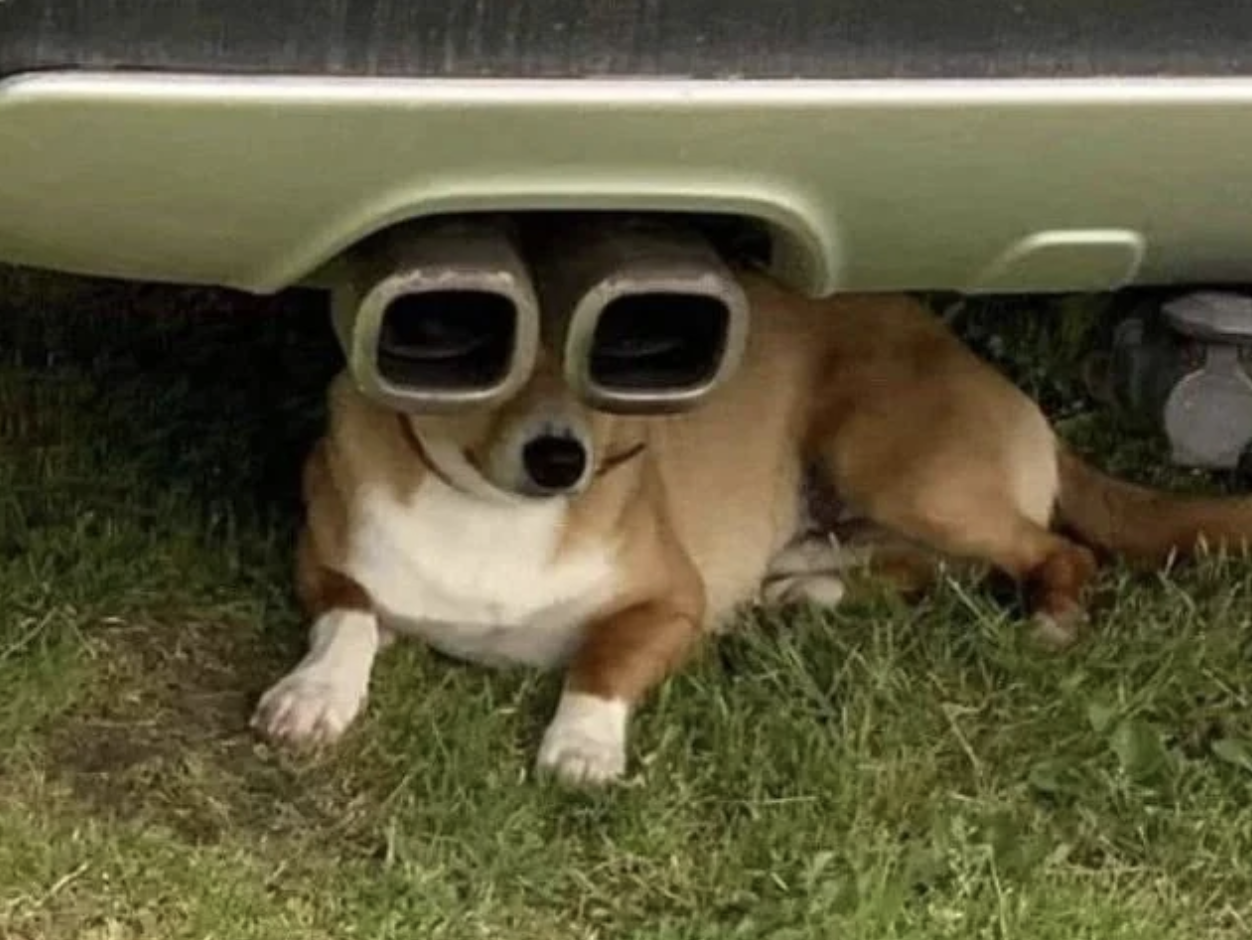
[251,669,366,748]
[537,693,628,786]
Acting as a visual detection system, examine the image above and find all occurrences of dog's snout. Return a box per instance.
[522,434,588,492]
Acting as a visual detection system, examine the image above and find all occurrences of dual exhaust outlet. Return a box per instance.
[331,216,750,414]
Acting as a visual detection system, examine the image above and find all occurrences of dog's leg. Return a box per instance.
[817,436,1097,645]
[538,600,701,785]
[833,519,970,599]
[253,527,381,746]
[760,535,849,608]
[843,493,1096,645]
[761,526,961,607]
[252,604,381,746]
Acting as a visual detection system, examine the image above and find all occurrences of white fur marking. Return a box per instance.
[762,573,847,608]
[537,692,629,785]
[416,427,525,505]
[251,610,378,746]
[761,536,848,609]
[345,475,618,669]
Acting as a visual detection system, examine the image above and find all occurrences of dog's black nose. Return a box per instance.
[522,435,588,492]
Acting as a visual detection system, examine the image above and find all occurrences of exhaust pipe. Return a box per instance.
[529,218,750,414]
[331,217,540,412]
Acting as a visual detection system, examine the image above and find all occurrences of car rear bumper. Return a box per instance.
[4,72,1252,295]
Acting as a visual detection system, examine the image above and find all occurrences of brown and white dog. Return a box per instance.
[252,272,1252,784]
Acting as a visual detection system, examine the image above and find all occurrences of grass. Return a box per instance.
[3,266,1252,939]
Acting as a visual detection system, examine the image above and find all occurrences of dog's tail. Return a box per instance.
[1055,447,1252,565]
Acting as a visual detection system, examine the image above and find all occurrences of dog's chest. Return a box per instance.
[345,478,619,668]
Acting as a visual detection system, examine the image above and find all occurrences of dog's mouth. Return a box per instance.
[399,414,644,501]
[595,441,647,477]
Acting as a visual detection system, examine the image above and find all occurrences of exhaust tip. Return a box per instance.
[376,290,517,390]
[332,218,539,413]
[588,292,731,394]
[533,218,750,414]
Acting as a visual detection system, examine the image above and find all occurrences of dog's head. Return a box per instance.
[340,219,752,500]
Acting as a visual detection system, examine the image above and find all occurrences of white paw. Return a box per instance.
[797,574,847,608]
[762,573,847,609]
[762,536,848,610]
[251,669,366,748]
[537,693,628,786]
[1030,609,1085,650]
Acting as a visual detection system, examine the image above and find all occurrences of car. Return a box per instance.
[6,1,1252,465]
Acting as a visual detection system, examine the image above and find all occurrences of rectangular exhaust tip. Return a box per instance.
[532,218,750,414]
[375,289,518,391]
[332,218,539,413]
[587,291,734,397]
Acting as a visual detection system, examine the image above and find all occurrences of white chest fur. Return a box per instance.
[343,477,619,669]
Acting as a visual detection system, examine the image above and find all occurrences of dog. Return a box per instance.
[252,271,1252,785]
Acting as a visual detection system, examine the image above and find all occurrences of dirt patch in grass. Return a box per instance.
[41,615,336,844]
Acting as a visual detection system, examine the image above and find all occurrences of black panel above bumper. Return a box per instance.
[4,0,1252,81]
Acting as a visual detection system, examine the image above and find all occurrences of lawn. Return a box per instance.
[2,266,1252,939]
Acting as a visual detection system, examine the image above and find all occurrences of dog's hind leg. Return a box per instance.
[814,428,1098,646]
[760,534,850,609]
[761,522,970,609]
